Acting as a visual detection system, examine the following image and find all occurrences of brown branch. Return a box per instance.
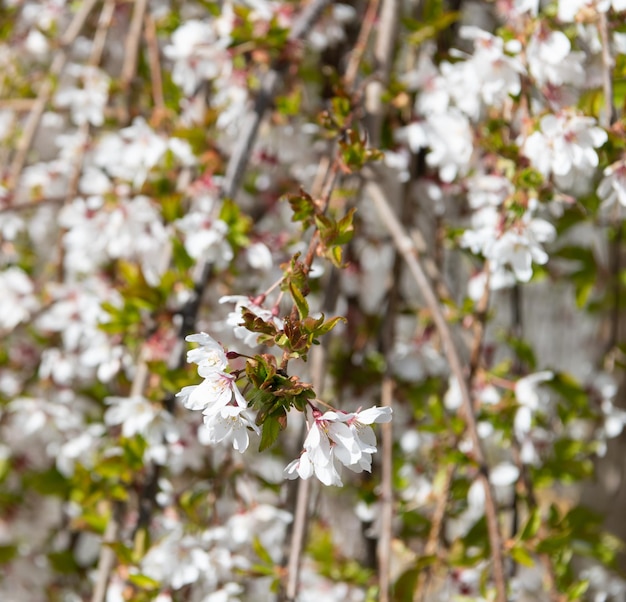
[5,0,99,193]
[364,173,507,602]
[281,345,326,601]
[90,502,124,602]
[120,0,149,91]
[0,99,39,111]
[378,376,394,602]
[468,265,491,387]
[598,12,616,129]
[221,0,331,199]
[415,464,455,602]
[598,12,622,356]
[89,0,117,67]
[344,0,380,89]
[364,0,398,147]
[144,13,166,113]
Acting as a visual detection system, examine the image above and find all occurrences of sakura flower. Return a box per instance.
[515,371,554,411]
[497,0,539,18]
[56,424,105,477]
[526,28,585,88]
[164,20,232,96]
[0,267,39,331]
[59,195,169,282]
[598,160,626,212]
[246,241,273,271]
[397,109,473,182]
[219,295,283,347]
[467,174,514,209]
[202,404,259,452]
[175,212,233,267]
[54,64,110,126]
[485,213,556,282]
[513,371,554,462]
[104,396,179,465]
[214,84,250,133]
[93,118,193,188]
[308,3,356,50]
[141,528,214,591]
[185,332,228,376]
[177,369,248,413]
[490,462,520,487]
[558,0,626,22]
[285,406,392,486]
[177,332,257,452]
[522,112,607,190]
[284,448,343,486]
[36,277,121,352]
[457,27,524,114]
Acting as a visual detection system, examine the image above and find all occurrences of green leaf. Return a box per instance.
[48,550,79,574]
[509,545,535,567]
[393,568,419,601]
[219,198,251,250]
[289,281,309,320]
[315,315,347,337]
[566,579,589,601]
[253,536,274,566]
[283,189,317,227]
[0,545,17,563]
[259,414,282,451]
[520,508,541,541]
[127,573,160,590]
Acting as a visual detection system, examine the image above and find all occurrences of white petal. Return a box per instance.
[490,462,520,487]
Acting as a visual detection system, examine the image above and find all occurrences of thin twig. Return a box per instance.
[89,0,117,68]
[414,464,455,602]
[468,265,491,387]
[599,11,622,354]
[0,196,66,214]
[221,0,330,199]
[59,0,116,277]
[598,12,616,129]
[510,445,564,602]
[364,0,398,146]
[378,377,394,602]
[121,0,149,91]
[365,173,507,602]
[144,13,166,113]
[6,0,99,192]
[90,502,124,602]
[282,345,326,601]
[0,99,39,111]
[344,0,380,89]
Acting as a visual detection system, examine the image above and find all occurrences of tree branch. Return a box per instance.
[221,0,330,199]
[364,173,508,602]
[6,0,99,192]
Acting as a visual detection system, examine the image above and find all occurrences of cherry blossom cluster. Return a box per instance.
[177,333,259,453]
[3,0,626,600]
[177,331,392,486]
[284,406,392,486]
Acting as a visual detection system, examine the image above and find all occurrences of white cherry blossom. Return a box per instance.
[202,404,259,452]
[558,0,626,22]
[598,159,626,212]
[397,109,473,182]
[219,295,283,347]
[0,267,39,331]
[54,64,109,126]
[164,20,233,96]
[527,28,586,88]
[522,112,607,189]
[285,406,392,486]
